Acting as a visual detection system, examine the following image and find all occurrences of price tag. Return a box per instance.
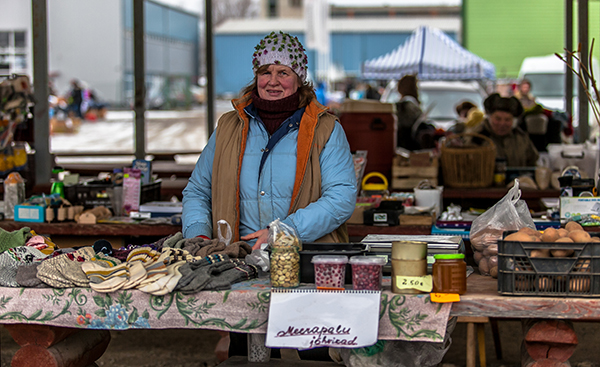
[430,293,460,303]
[394,275,433,292]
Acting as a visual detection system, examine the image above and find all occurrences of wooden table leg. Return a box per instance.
[477,323,486,367]
[490,318,502,360]
[466,322,476,367]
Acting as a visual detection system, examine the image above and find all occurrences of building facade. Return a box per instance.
[0,0,199,107]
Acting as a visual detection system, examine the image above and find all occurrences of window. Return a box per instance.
[14,32,26,48]
[0,33,9,49]
[268,0,277,17]
[290,0,302,7]
[0,31,28,73]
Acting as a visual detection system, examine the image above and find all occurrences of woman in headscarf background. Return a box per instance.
[182,31,357,250]
[477,93,539,167]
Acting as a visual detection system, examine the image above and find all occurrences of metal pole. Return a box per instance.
[565,0,573,122]
[32,0,51,185]
[133,0,146,159]
[205,0,214,137]
[577,0,589,142]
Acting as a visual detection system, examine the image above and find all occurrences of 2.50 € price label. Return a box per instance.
[394,275,433,292]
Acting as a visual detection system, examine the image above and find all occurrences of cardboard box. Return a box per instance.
[560,197,600,222]
[346,203,375,224]
[14,204,45,222]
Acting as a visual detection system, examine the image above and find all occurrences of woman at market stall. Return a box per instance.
[182,30,357,250]
[477,93,539,167]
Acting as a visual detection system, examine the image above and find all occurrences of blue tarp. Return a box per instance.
[362,26,496,81]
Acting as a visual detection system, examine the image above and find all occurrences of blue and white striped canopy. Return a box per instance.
[362,26,496,81]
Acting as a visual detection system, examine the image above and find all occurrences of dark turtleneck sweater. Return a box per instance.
[251,89,300,135]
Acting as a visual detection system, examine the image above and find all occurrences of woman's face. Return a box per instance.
[257,64,300,101]
[489,110,514,136]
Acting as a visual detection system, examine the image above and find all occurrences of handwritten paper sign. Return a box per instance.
[266,288,381,349]
[394,275,433,293]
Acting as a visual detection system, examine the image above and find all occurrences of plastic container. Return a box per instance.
[270,246,300,288]
[432,254,467,294]
[498,232,600,297]
[312,255,348,289]
[391,240,427,260]
[349,256,387,290]
[299,243,365,284]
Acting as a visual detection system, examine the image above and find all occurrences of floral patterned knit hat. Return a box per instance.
[252,31,308,82]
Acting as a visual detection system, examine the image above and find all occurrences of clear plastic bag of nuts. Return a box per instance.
[268,219,301,288]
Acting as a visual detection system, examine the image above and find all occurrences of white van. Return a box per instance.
[518,54,599,127]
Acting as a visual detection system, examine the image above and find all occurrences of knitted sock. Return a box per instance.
[16,263,48,288]
[119,248,156,290]
[138,260,184,294]
[162,232,184,248]
[136,248,191,291]
[0,227,32,253]
[136,249,171,287]
[149,262,185,296]
[121,261,146,289]
[56,247,97,287]
[0,247,47,287]
[37,247,95,288]
[82,255,128,293]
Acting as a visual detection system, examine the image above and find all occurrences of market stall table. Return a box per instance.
[0,221,181,248]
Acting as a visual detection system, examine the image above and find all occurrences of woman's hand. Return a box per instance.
[241,229,269,250]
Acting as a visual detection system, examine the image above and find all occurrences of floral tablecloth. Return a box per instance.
[0,277,451,343]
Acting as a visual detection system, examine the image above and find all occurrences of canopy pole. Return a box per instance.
[133,0,146,160]
[577,0,589,142]
[32,0,51,185]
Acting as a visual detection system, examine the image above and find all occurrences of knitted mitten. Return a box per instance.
[204,260,258,291]
[162,232,184,249]
[0,247,47,287]
[16,263,48,288]
[223,241,253,259]
[0,227,32,253]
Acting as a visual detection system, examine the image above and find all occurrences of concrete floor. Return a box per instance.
[2,320,600,366]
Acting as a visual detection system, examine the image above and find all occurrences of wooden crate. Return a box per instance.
[391,156,439,190]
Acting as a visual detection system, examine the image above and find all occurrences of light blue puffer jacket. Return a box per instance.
[182,100,357,244]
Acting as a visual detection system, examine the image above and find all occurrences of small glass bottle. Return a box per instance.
[270,246,300,288]
[494,158,507,187]
[432,254,467,294]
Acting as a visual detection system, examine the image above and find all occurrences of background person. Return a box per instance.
[395,74,435,150]
[477,93,539,167]
[514,78,536,109]
[448,100,485,134]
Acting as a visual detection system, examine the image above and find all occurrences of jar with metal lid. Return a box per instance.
[270,246,300,288]
[432,254,467,294]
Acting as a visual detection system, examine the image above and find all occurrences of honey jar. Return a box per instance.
[432,254,467,294]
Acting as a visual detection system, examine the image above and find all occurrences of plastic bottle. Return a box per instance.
[4,172,26,219]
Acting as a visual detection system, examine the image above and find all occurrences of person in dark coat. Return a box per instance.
[476,93,539,167]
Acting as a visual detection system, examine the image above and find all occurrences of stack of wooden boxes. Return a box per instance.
[391,151,438,190]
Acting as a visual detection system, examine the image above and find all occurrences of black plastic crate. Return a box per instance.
[498,234,600,297]
[65,180,162,210]
[299,243,366,284]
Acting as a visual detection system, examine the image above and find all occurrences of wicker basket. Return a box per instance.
[440,133,496,188]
